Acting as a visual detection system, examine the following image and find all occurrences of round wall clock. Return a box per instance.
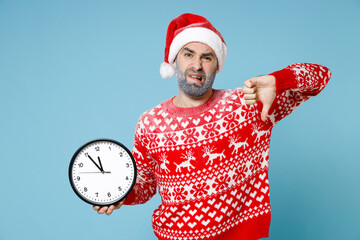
[69,139,136,206]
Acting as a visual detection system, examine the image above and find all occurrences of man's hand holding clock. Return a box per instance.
[93,198,126,215]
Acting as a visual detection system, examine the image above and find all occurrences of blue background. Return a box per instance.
[0,0,359,239]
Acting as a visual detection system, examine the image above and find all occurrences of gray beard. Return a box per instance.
[175,67,216,98]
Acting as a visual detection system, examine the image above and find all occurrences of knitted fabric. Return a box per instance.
[124,63,331,240]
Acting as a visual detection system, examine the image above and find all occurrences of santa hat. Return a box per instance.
[160,13,227,79]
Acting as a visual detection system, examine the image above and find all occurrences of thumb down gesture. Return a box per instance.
[243,75,276,122]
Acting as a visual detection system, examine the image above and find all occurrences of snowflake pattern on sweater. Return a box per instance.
[124,63,331,240]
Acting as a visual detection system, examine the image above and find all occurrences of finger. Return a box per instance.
[106,205,115,215]
[244,78,257,88]
[244,93,256,100]
[261,104,271,121]
[114,198,126,209]
[98,206,108,214]
[243,86,256,94]
[244,79,253,88]
[245,99,257,105]
[93,205,100,211]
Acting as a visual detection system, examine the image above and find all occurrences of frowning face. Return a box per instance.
[175,42,219,98]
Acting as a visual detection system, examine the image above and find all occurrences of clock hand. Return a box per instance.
[87,155,103,172]
[79,171,111,174]
[98,156,104,172]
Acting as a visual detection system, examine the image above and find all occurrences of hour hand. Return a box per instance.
[87,155,103,172]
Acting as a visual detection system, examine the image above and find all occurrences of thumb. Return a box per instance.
[261,104,271,122]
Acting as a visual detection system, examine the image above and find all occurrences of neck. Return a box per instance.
[173,89,214,108]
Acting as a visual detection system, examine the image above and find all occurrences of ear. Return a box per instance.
[174,57,179,69]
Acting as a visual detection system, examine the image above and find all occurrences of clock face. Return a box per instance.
[69,139,136,206]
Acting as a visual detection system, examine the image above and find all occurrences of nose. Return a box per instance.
[192,57,202,71]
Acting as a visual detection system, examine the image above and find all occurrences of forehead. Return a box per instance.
[180,42,216,54]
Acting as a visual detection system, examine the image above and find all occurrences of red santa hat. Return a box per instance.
[160,13,227,79]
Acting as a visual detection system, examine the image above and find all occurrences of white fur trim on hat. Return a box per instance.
[168,27,227,72]
[160,62,176,79]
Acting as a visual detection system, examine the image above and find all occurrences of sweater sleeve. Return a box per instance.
[123,118,157,205]
[266,63,331,125]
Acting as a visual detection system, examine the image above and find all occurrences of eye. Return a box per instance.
[203,56,212,61]
[185,52,192,58]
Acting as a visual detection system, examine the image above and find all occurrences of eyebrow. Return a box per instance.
[182,47,215,57]
[182,47,195,53]
[202,52,215,57]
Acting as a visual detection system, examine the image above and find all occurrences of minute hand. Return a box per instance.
[98,156,104,171]
[87,155,103,172]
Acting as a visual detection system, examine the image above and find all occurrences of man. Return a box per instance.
[93,13,331,240]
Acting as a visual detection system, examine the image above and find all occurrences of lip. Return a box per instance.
[187,72,204,85]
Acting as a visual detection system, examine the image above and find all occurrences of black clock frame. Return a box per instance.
[68,138,137,207]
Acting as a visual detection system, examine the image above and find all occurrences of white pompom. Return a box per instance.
[160,62,175,79]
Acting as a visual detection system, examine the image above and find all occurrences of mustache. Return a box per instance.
[185,69,206,79]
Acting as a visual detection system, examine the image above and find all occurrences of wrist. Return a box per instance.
[269,68,297,94]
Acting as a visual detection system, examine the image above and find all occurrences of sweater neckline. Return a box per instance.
[163,89,225,117]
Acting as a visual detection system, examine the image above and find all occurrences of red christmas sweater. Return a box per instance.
[124,63,331,240]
